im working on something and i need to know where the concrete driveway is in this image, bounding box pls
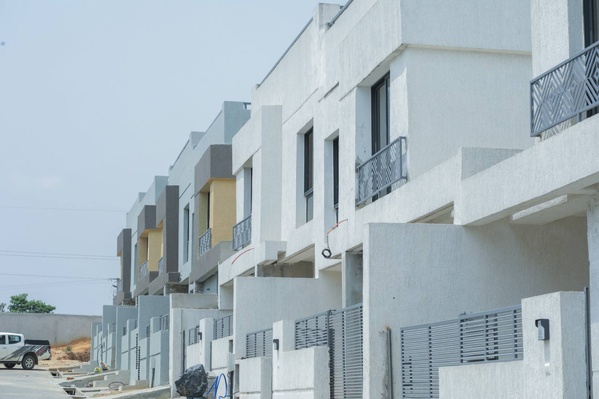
[0,367,69,398]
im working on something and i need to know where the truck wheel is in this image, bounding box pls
[4,363,16,369]
[21,355,35,370]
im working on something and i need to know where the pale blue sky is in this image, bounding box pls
[0,0,332,315]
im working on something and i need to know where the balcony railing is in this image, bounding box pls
[232,215,251,251]
[531,41,599,136]
[199,228,212,256]
[158,257,165,275]
[401,305,522,399]
[214,314,233,339]
[139,261,148,279]
[356,137,407,205]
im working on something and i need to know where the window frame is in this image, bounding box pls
[332,136,339,221]
[371,73,390,155]
[304,128,314,222]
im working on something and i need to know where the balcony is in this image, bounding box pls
[531,42,599,136]
[158,257,165,275]
[199,228,212,256]
[139,261,149,279]
[356,137,407,205]
[233,215,251,251]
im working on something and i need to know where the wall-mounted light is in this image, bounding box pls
[273,339,279,351]
[535,319,549,341]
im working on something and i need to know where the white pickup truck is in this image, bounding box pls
[0,332,51,370]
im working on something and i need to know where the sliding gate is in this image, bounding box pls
[295,304,363,399]
[401,305,523,399]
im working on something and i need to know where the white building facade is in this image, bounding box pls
[93,0,599,397]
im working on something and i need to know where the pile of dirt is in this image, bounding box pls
[40,337,91,369]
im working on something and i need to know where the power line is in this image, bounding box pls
[0,250,117,261]
[0,249,115,258]
[2,273,113,280]
[0,205,125,213]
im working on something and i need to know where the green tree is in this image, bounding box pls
[8,293,56,313]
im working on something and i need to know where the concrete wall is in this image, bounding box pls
[149,317,169,386]
[114,305,137,370]
[233,277,341,360]
[439,291,587,398]
[0,313,101,346]
[211,179,236,244]
[168,293,224,398]
[239,356,272,399]
[363,219,589,398]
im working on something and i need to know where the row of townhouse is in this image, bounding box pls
[92,0,599,397]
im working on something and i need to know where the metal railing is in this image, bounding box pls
[295,304,363,399]
[356,137,407,205]
[233,215,251,251]
[188,325,200,345]
[199,228,212,256]
[401,305,523,399]
[139,261,148,279]
[160,314,169,331]
[214,314,233,339]
[531,41,599,136]
[246,328,273,358]
[158,257,165,275]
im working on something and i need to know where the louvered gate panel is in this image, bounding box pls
[246,328,273,358]
[401,305,523,399]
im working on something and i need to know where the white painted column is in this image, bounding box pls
[531,0,583,76]
[342,252,363,307]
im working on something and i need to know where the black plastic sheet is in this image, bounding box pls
[175,364,208,398]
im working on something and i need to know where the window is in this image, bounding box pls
[585,0,599,118]
[243,167,253,218]
[304,128,314,222]
[206,192,211,230]
[8,335,21,344]
[184,206,190,263]
[372,74,390,155]
[372,74,391,200]
[333,137,339,222]
[585,0,599,47]
[0,335,5,345]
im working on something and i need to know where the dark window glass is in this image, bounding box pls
[0,335,5,345]
[304,129,314,222]
[372,74,390,154]
[206,192,211,230]
[333,137,339,216]
[8,335,21,344]
[585,0,599,46]
[184,207,190,262]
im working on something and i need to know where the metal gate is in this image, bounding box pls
[295,304,363,398]
[135,333,140,380]
[401,305,523,399]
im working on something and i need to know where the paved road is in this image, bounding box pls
[0,367,69,398]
